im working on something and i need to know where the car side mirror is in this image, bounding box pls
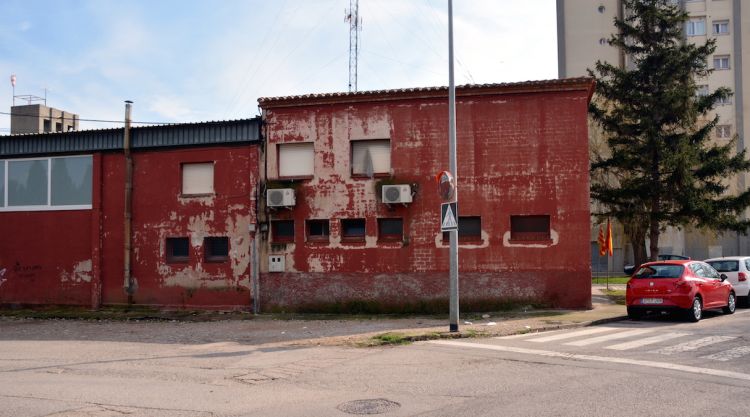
[720,274,728,281]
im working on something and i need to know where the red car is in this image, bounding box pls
[626,260,736,322]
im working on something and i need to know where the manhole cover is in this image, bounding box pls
[337,398,401,415]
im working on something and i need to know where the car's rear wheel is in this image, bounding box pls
[686,296,702,322]
[723,292,736,315]
[627,307,642,320]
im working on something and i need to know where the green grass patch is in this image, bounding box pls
[602,289,626,305]
[592,276,630,285]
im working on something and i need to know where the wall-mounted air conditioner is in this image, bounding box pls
[267,188,295,208]
[382,184,412,204]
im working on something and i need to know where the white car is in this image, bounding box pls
[705,256,750,306]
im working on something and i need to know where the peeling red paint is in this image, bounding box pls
[260,84,593,311]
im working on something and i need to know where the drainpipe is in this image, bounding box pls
[123,100,135,303]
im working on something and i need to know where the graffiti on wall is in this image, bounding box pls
[14,262,42,279]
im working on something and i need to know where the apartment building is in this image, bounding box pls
[557,0,750,270]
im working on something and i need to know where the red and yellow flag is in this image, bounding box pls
[597,224,606,256]
[606,218,613,256]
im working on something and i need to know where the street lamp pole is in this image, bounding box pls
[447,0,459,333]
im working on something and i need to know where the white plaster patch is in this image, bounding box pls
[188,212,215,247]
[0,268,7,287]
[163,267,228,289]
[502,229,560,248]
[225,213,252,282]
[179,196,214,207]
[60,260,93,283]
[434,230,490,249]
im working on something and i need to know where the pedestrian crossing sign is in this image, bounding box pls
[441,202,458,232]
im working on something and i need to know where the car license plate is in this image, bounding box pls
[641,298,663,304]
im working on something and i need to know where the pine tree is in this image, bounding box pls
[589,0,750,268]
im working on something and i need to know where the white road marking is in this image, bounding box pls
[428,340,750,382]
[528,327,617,343]
[702,346,750,362]
[605,332,690,351]
[655,336,736,355]
[565,329,654,346]
[494,330,566,340]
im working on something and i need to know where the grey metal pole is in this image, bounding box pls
[448,0,459,333]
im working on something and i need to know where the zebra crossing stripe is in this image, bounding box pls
[428,340,750,382]
[565,329,654,346]
[528,327,616,343]
[702,346,750,362]
[655,336,736,355]
[605,332,690,351]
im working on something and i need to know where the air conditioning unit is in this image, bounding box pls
[267,188,295,207]
[382,184,412,204]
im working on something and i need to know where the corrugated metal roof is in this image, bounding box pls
[1,117,261,157]
[258,77,595,107]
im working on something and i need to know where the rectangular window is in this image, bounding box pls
[687,18,706,36]
[443,216,482,242]
[306,219,330,242]
[378,218,403,241]
[714,55,730,70]
[696,85,709,97]
[51,156,93,206]
[713,20,729,35]
[43,119,51,132]
[341,218,366,241]
[204,236,229,262]
[272,220,295,243]
[166,237,190,263]
[716,125,732,139]
[55,122,62,132]
[351,139,391,176]
[2,156,92,210]
[182,162,214,196]
[510,215,551,241]
[278,142,314,178]
[717,95,732,105]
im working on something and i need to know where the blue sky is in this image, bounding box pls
[0,0,557,132]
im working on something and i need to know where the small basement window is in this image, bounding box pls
[378,218,403,241]
[306,219,330,242]
[351,139,391,177]
[510,215,551,241]
[182,162,214,196]
[341,218,366,242]
[443,216,481,242]
[278,142,314,178]
[204,236,229,262]
[166,237,190,263]
[272,220,295,243]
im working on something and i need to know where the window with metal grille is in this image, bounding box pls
[306,219,330,242]
[378,218,403,241]
[272,220,295,243]
[204,236,229,262]
[443,216,481,242]
[510,215,551,241]
[166,237,190,263]
[341,219,366,241]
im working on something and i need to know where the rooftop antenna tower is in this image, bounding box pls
[345,0,362,92]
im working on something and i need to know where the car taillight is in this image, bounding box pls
[739,272,747,282]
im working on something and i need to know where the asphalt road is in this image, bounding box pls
[1,309,749,416]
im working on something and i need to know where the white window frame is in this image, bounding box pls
[278,142,314,178]
[0,155,93,212]
[687,18,706,36]
[351,139,391,177]
[696,85,709,97]
[717,95,732,106]
[181,162,215,196]
[716,125,732,139]
[713,20,730,35]
[714,55,730,70]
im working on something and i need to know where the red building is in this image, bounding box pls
[1,78,594,312]
[0,119,262,309]
[257,78,595,312]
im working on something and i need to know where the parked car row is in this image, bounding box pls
[625,257,750,322]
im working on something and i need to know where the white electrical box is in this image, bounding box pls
[269,255,285,272]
